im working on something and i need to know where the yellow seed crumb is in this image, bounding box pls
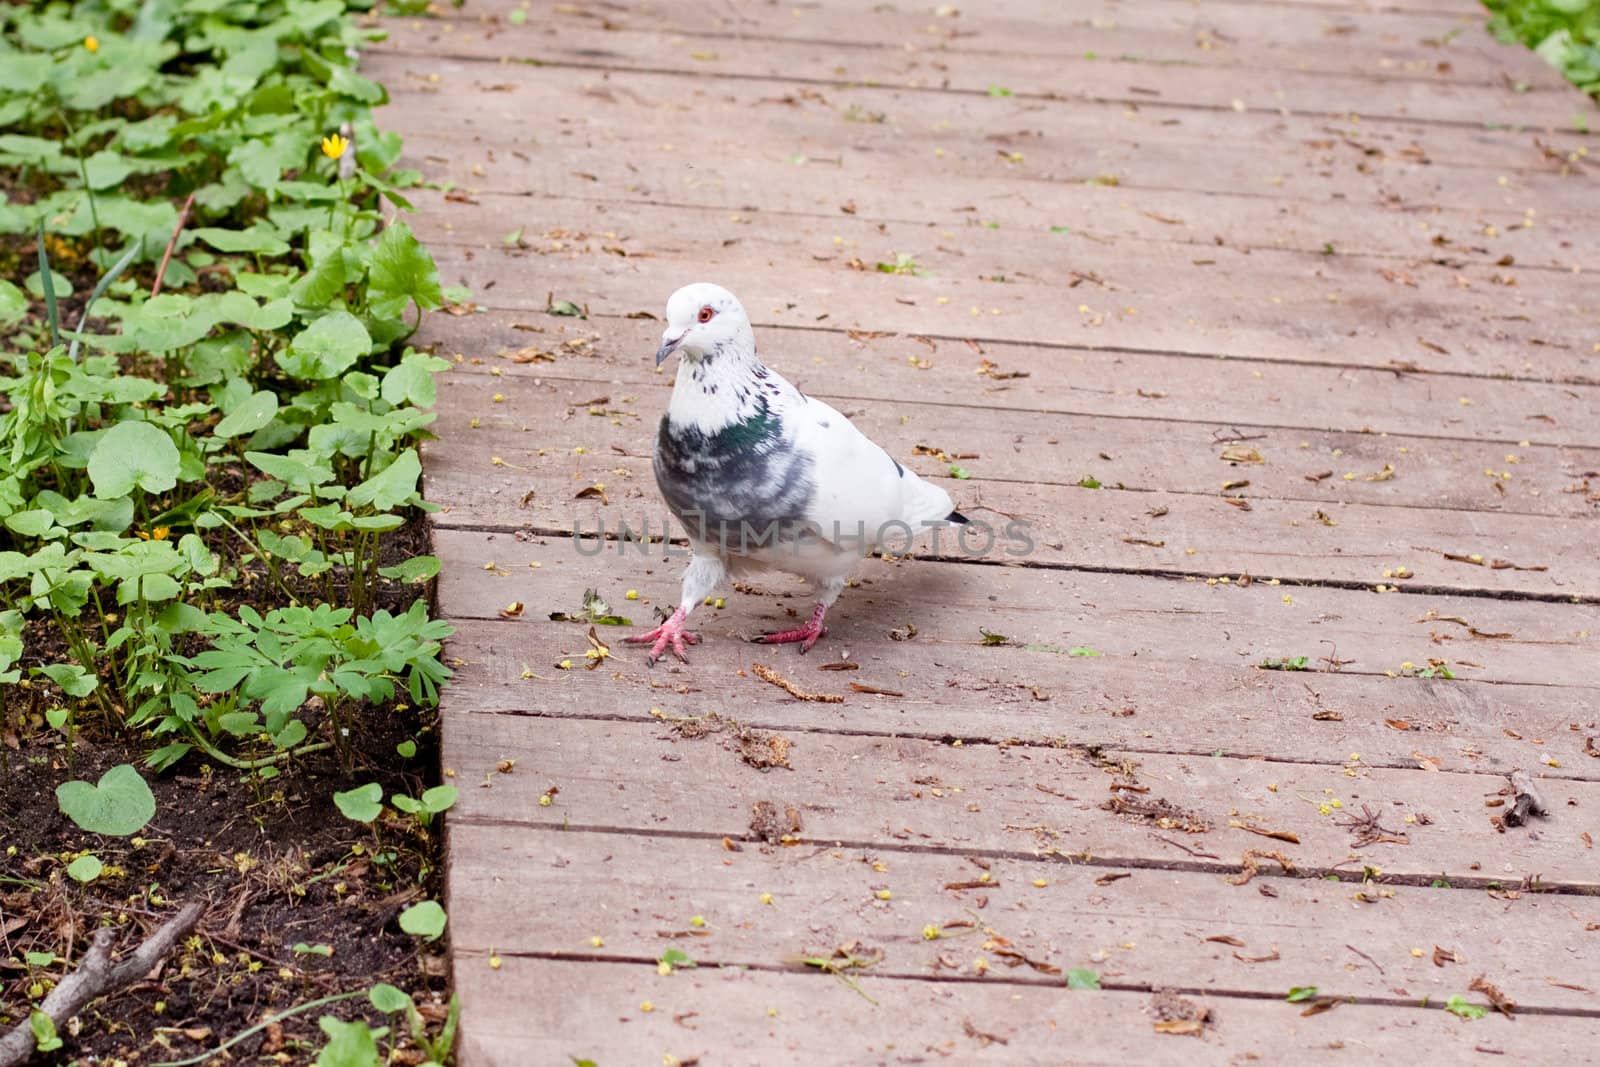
[489,955,502,969]
[923,925,940,940]
[626,589,639,600]
[590,936,604,947]
[640,1000,655,1013]
[760,893,774,905]
[1411,947,1425,958]
[875,889,892,900]
[657,960,672,975]
[690,916,706,928]
[1032,878,1048,887]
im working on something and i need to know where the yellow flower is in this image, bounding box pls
[151,526,170,541]
[84,36,99,52]
[321,133,349,160]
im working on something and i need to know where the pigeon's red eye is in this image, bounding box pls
[697,306,714,324]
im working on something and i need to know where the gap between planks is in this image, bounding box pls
[437,616,1600,781]
[446,824,1600,1013]
[450,956,1600,1066]
[423,311,1600,434]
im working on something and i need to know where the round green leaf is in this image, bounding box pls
[396,740,417,758]
[88,421,180,498]
[279,311,370,380]
[333,781,383,823]
[55,764,156,836]
[398,899,447,941]
[83,150,133,191]
[368,982,412,1014]
[420,785,458,814]
[25,268,72,301]
[67,854,103,883]
[0,279,26,325]
[213,390,279,439]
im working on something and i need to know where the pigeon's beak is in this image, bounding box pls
[655,332,684,367]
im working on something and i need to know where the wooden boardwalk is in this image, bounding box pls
[370,1,1600,1061]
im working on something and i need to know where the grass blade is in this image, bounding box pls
[68,240,142,363]
[37,220,60,349]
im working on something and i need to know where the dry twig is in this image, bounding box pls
[0,901,205,1066]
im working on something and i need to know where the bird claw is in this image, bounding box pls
[754,616,828,654]
[625,612,701,665]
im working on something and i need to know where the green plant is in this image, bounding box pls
[398,899,447,941]
[1286,985,1319,1002]
[1484,0,1600,99]
[0,0,458,783]
[1445,993,1488,1019]
[368,984,460,1066]
[1260,655,1310,671]
[55,763,156,835]
[390,784,457,827]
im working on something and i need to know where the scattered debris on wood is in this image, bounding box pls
[1336,805,1411,848]
[1103,794,1211,833]
[1150,989,1211,1036]
[1497,769,1549,830]
[652,709,794,770]
[748,800,803,844]
[1470,974,1516,1017]
[752,663,844,703]
[1226,849,1298,887]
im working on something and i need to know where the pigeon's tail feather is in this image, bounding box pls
[947,510,970,524]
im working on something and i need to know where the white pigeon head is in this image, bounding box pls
[655,282,752,367]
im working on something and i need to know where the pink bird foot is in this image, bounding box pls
[754,603,829,654]
[624,607,701,665]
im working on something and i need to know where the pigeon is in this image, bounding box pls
[624,282,966,665]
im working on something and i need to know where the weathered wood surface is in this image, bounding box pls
[442,617,1600,779]
[456,959,1600,1067]
[424,312,1600,449]
[374,7,1586,126]
[425,531,1600,771]
[408,206,1600,384]
[396,0,1568,87]
[450,828,1600,1010]
[374,0,1600,1060]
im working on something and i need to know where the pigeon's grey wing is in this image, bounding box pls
[653,405,816,548]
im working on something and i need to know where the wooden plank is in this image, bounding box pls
[441,710,1600,888]
[428,454,1600,599]
[453,957,1600,1067]
[423,312,1600,450]
[400,0,1557,88]
[371,10,1589,127]
[437,616,1600,779]
[382,114,1599,275]
[369,56,1600,221]
[415,214,1600,386]
[449,825,1600,1012]
[429,525,1600,696]
[421,312,1600,450]
[427,370,1600,523]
